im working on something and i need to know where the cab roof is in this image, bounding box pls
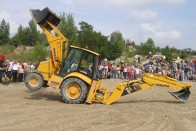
[70,46,100,56]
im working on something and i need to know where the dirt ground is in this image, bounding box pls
[0,79,196,131]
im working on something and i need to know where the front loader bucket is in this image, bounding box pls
[30,7,60,30]
[169,88,191,102]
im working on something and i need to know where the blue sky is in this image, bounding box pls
[0,0,195,50]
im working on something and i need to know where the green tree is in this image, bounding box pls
[156,46,161,53]
[12,25,30,45]
[0,19,10,45]
[77,21,110,59]
[78,21,94,48]
[27,20,39,46]
[93,31,110,59]
[140,38,156,55]
[161,45,177,64]
[108,31,125,60]
[58,13,78,46]
[126,39,136,47]
[180,51,188,59]
[9,25,25,46]
[10,20,43,46]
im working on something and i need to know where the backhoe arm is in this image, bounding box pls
[86,73,191,105]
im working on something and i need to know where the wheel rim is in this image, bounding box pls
[29,77,39,87]
[66,83,81,99]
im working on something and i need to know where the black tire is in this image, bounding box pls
[25,73,43,91]
[43,80,49,88]
[60,78,88,104]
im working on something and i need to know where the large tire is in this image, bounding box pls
[25,73,43,91]
[60,78,88,104]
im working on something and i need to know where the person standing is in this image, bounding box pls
[130,66,135,80]
[112,63,117,78]
[135,66,140,79]
[24,61,31,78]
[0,61,8,83]
[12,61,19,82]
[123,64,128,79]
[7,59,13,80]
[116,65,121,79]
[18,62,24,82]
[120,64,124,79]
[127,65,131,80]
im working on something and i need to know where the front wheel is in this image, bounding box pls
[25,73,43,91]
[60,78,88,104]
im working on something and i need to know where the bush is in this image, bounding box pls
[17,44,48,62]
[0,45,15,54]
[0,44,48,63]
[127,50,136,58]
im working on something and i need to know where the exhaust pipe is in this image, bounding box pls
[169,88,191,102]
[30,7,60,31]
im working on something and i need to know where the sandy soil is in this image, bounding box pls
[0,79,196,131]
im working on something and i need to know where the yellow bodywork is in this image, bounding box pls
[48,72,93,89]
[29,7,191,105]
[86,73,192,105]
[34,21,68,82]
[37,60,51,80]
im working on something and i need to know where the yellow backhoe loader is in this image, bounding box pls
[25,7,191,105]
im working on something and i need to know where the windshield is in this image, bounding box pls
[59,48,98,79]
[59,49,82,76]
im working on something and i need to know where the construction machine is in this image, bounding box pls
[25,7,191,105]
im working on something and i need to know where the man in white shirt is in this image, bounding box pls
[135,66,140,79]
[12,61,19,82]
[8,59,13,79]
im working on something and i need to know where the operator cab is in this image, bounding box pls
[59,46,99,79]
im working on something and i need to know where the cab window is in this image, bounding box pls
[59,49,82,76]
[79,52,94,78]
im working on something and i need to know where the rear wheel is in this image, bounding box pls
[60,78,88,104]
[25,73,43,91]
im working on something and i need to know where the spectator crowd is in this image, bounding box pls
[97,58,196,82]
[0,54,196,84]
[0,58,38,83]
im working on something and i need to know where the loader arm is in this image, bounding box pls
[86,73,191,105]
[30,7,68,76]
[39,21,68,74]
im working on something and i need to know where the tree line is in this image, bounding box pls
[0,12,195,63]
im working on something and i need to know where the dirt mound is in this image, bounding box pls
[14,46,34,54]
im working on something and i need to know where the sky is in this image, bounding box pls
[0,0,195,50]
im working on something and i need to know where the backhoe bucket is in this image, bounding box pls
[30,7,60,30]
[169,88,191,102]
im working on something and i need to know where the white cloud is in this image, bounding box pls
[141,23,162,33]
[0,11,10,20]
[0,11,18,35]
[127,10,157,22]
[155,30,182,39]
[60,0,104,9]
[59,0,185,9]
[105,0,185,8]
[139,22,182,47]
[0,0,191,49]
[141,22,182,39]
